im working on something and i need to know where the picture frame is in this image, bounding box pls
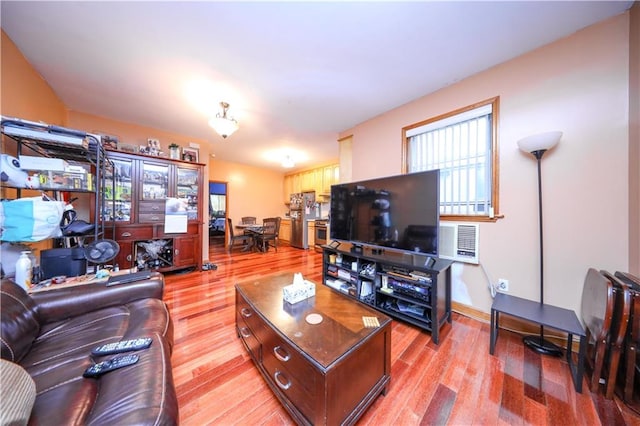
[119,143,138,154]
[182,147,199,163]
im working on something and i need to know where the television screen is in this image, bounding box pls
[329,170,440,255]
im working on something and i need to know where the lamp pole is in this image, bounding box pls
[522,149,562,356]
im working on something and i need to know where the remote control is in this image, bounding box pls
[83,354,139,378]
[91,338,152,356]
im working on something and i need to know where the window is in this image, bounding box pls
[403,97,499,221]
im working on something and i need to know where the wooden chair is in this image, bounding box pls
[614,271,640,412]
[600,270,631,399]
[254,217,281,252]
[581,268,615,396]
[241,216,257,225]
[227,218,252,252]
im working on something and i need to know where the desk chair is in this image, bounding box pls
[614,271,640,412]
[227,218,252,252]
[254,217,281,252]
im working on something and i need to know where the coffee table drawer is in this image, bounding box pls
[262,338,318,421]
[236,293,266,339]
[236,317,261,362]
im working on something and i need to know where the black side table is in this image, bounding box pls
[490,292,587,393]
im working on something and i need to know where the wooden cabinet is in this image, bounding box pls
[306,221,315,247]
[279,219,291,242]
[322,243,452,344]
[322,164,340,194]
[236,273,391,425]
[300,170,315,192]
[105,150,204,272]
[283,163,339,203]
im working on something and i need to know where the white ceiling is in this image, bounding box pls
[1,1,633,171]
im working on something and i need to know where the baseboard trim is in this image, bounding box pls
[451,301,582,353]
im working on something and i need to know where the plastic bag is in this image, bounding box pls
[0,197,64,242]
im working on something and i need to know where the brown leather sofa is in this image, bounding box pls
[0,273,178,425]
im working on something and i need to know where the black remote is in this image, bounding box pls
[83,354,139,378]
[91,338,152,356]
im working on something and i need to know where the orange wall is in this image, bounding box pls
[341,14,634,316]
[1,30,66,124]
[208,159,287,228]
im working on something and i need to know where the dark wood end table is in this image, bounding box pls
[489,292,586,393]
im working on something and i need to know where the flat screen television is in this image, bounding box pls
[329,170,440,256]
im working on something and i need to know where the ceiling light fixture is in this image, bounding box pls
[208,102,239,139]
[282,155,295,168]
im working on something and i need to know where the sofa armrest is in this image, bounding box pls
[30,272,164,324]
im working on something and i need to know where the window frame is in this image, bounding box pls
[402,96,501,222]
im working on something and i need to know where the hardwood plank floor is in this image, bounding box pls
[164,242,640,425]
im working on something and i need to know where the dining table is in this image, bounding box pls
[235,223,265,251]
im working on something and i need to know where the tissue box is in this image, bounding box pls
[283,280,316,304]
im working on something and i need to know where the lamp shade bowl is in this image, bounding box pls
[208,116,239,139]
[517,131,562,154]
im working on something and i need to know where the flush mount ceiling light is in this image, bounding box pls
[282,155,295,168]
[208,102,239,139]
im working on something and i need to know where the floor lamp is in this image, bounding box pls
[517,131,563,356]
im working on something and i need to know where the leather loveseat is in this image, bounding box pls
[0,273,178,425]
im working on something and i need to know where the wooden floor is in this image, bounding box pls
[164,242,640,425]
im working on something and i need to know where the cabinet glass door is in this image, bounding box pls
[176,166,199,220]
[141,162,169,201]
[104,158,133,222]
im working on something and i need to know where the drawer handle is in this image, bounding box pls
[126,254,132,261]
[151,215,160,221]
[239,327,251,338]
[241,308,252,318]
[152,205,160,211]
[121,232,132,237]
[274,345,290,362]
[274,370,291,390]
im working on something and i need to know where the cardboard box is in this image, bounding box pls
[19,155,68,171]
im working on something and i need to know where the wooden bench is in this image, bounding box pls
[490,292,586,392]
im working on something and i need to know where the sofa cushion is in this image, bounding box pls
[1,281,40,362]
[20,298,175,425]
[0,359,36,425]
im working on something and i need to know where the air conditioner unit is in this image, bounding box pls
[438,223,479,264]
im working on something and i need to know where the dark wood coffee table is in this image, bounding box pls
[236,273,392,425]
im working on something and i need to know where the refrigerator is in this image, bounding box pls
[289,191,317,249]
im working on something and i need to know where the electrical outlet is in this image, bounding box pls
[497,279,509,292]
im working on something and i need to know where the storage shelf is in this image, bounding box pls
[322,242,452,344]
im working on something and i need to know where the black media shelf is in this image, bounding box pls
[322,243,452,344]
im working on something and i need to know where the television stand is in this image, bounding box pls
[322,242,452,344]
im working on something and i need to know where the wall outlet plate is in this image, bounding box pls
[498,279,509,292]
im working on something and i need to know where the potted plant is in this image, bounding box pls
[168,143,180,160]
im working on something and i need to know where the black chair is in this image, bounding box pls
[227,218,252,252]
[254,217,281,252]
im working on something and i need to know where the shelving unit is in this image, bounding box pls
[1,116,113,245]
[103,149,204,272]
[322,242,452,344]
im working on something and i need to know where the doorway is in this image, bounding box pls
[209,181,227,247]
